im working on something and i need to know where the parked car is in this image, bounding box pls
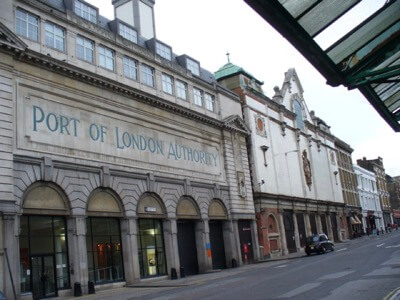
[305,234,334,256]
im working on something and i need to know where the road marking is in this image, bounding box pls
[275,264,287,268]
[336,248,347,252]
[377,243,385,247]
[385,244,400,249]
[277,282,321,298]
[319,270,354,280]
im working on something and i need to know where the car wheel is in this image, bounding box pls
[320,246,326,254]
[331,245,334,252]
[306,252,311,256]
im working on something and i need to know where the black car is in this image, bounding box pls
[305,234,334,255]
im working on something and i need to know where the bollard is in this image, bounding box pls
[88,281,95,294]
[73,282,82,297]
[231,258,237,268]
[170,268,178,280]
[180,266,185,278]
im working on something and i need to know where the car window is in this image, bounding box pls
[307,236,319,243]
[319,235,327,241]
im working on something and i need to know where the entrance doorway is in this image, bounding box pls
[309,213,318,235]
[283,211,296,253]
[238,220,254,263]
[31,255,56,299]
[209,220,226,269]
[321,214,328,235]
[177,220,199,275]
[296,213,307,247]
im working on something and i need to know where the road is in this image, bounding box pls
[140,231,400,300]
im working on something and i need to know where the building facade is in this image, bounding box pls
[357,157,392,226]
[0,1,259,299]
[215,64,346,258]
[334,138,362,239]
[353,164,383,234]
[386,175,400,225]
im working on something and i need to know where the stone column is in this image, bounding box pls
[67,216,89,294]
[232,220,243,266]
[304,212,312,236]
[222,220,237,268]
[278,211,288,255]
[326,213,334,241]
[292,212,301,252]
[250,219,261,261]
[336,214,343,242]
[316,213,323,234]
[195,219,211,273]
[2,214,19,300]
[120,217,140,284]
[163,218,180,278]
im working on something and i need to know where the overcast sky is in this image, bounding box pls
[87,0,400,176]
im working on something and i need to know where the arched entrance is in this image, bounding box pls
[176,197,200,275]
[86,189,124,284]
[136,193,167,278]
[267,214,280,252]
[19,183,70,300]
[208,200,228,270]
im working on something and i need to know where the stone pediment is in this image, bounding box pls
[0,21,27,52]
[223,115,251,136]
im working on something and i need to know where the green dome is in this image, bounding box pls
[214,62,263,85]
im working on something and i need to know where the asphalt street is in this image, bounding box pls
[64,231,400,300]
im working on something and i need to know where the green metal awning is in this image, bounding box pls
[244,0,400,132]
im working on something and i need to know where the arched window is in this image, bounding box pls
[293,100,304,130]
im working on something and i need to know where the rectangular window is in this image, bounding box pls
[123,56,137,80]
[205,93,215,111]
[162,74,173,95]
[76,35,94,63]
[176,80,187,100]
[119,22,137,44]
[75,0,97,23]
[186,58,200,76]
[193,87,203,107]
[141,64,154,87]
[16,8,39,41]
[98,45,115,71]
[45,22,65,51]
[156,42,172,61]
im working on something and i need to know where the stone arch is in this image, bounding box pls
[208,199,228,220]
[176,196,200,219]
[22,181,70,215]
[86,188,124,217]
[137,192,166,218]
[267,213,279,233]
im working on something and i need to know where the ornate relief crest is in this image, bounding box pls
[254,114,267,137]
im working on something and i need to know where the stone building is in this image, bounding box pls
[386,175,400,225]
[357,157,392,226]
[353,164,383,235]
[334,138,362,239]
[0,0,259,298]
[215,63,346,258]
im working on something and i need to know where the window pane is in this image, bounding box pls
[30,236,54,254]
[30,216,53,236]
[55,253,69,289]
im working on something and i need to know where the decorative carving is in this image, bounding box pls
[307,134,312,147]
[316,140,321,152]
[280,121,287,136]
[272,86,283,104]
[302,150,312,191]
[237,171,247,198]
[295,128,301,142]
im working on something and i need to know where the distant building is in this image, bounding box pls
[386,175,400,225]
[353,165,383,234]
[357,157,392,226]
[334,138,362,239]
[0,0,258,298]
[215,64,346,258]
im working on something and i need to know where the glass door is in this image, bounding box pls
[31,255,57,299]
